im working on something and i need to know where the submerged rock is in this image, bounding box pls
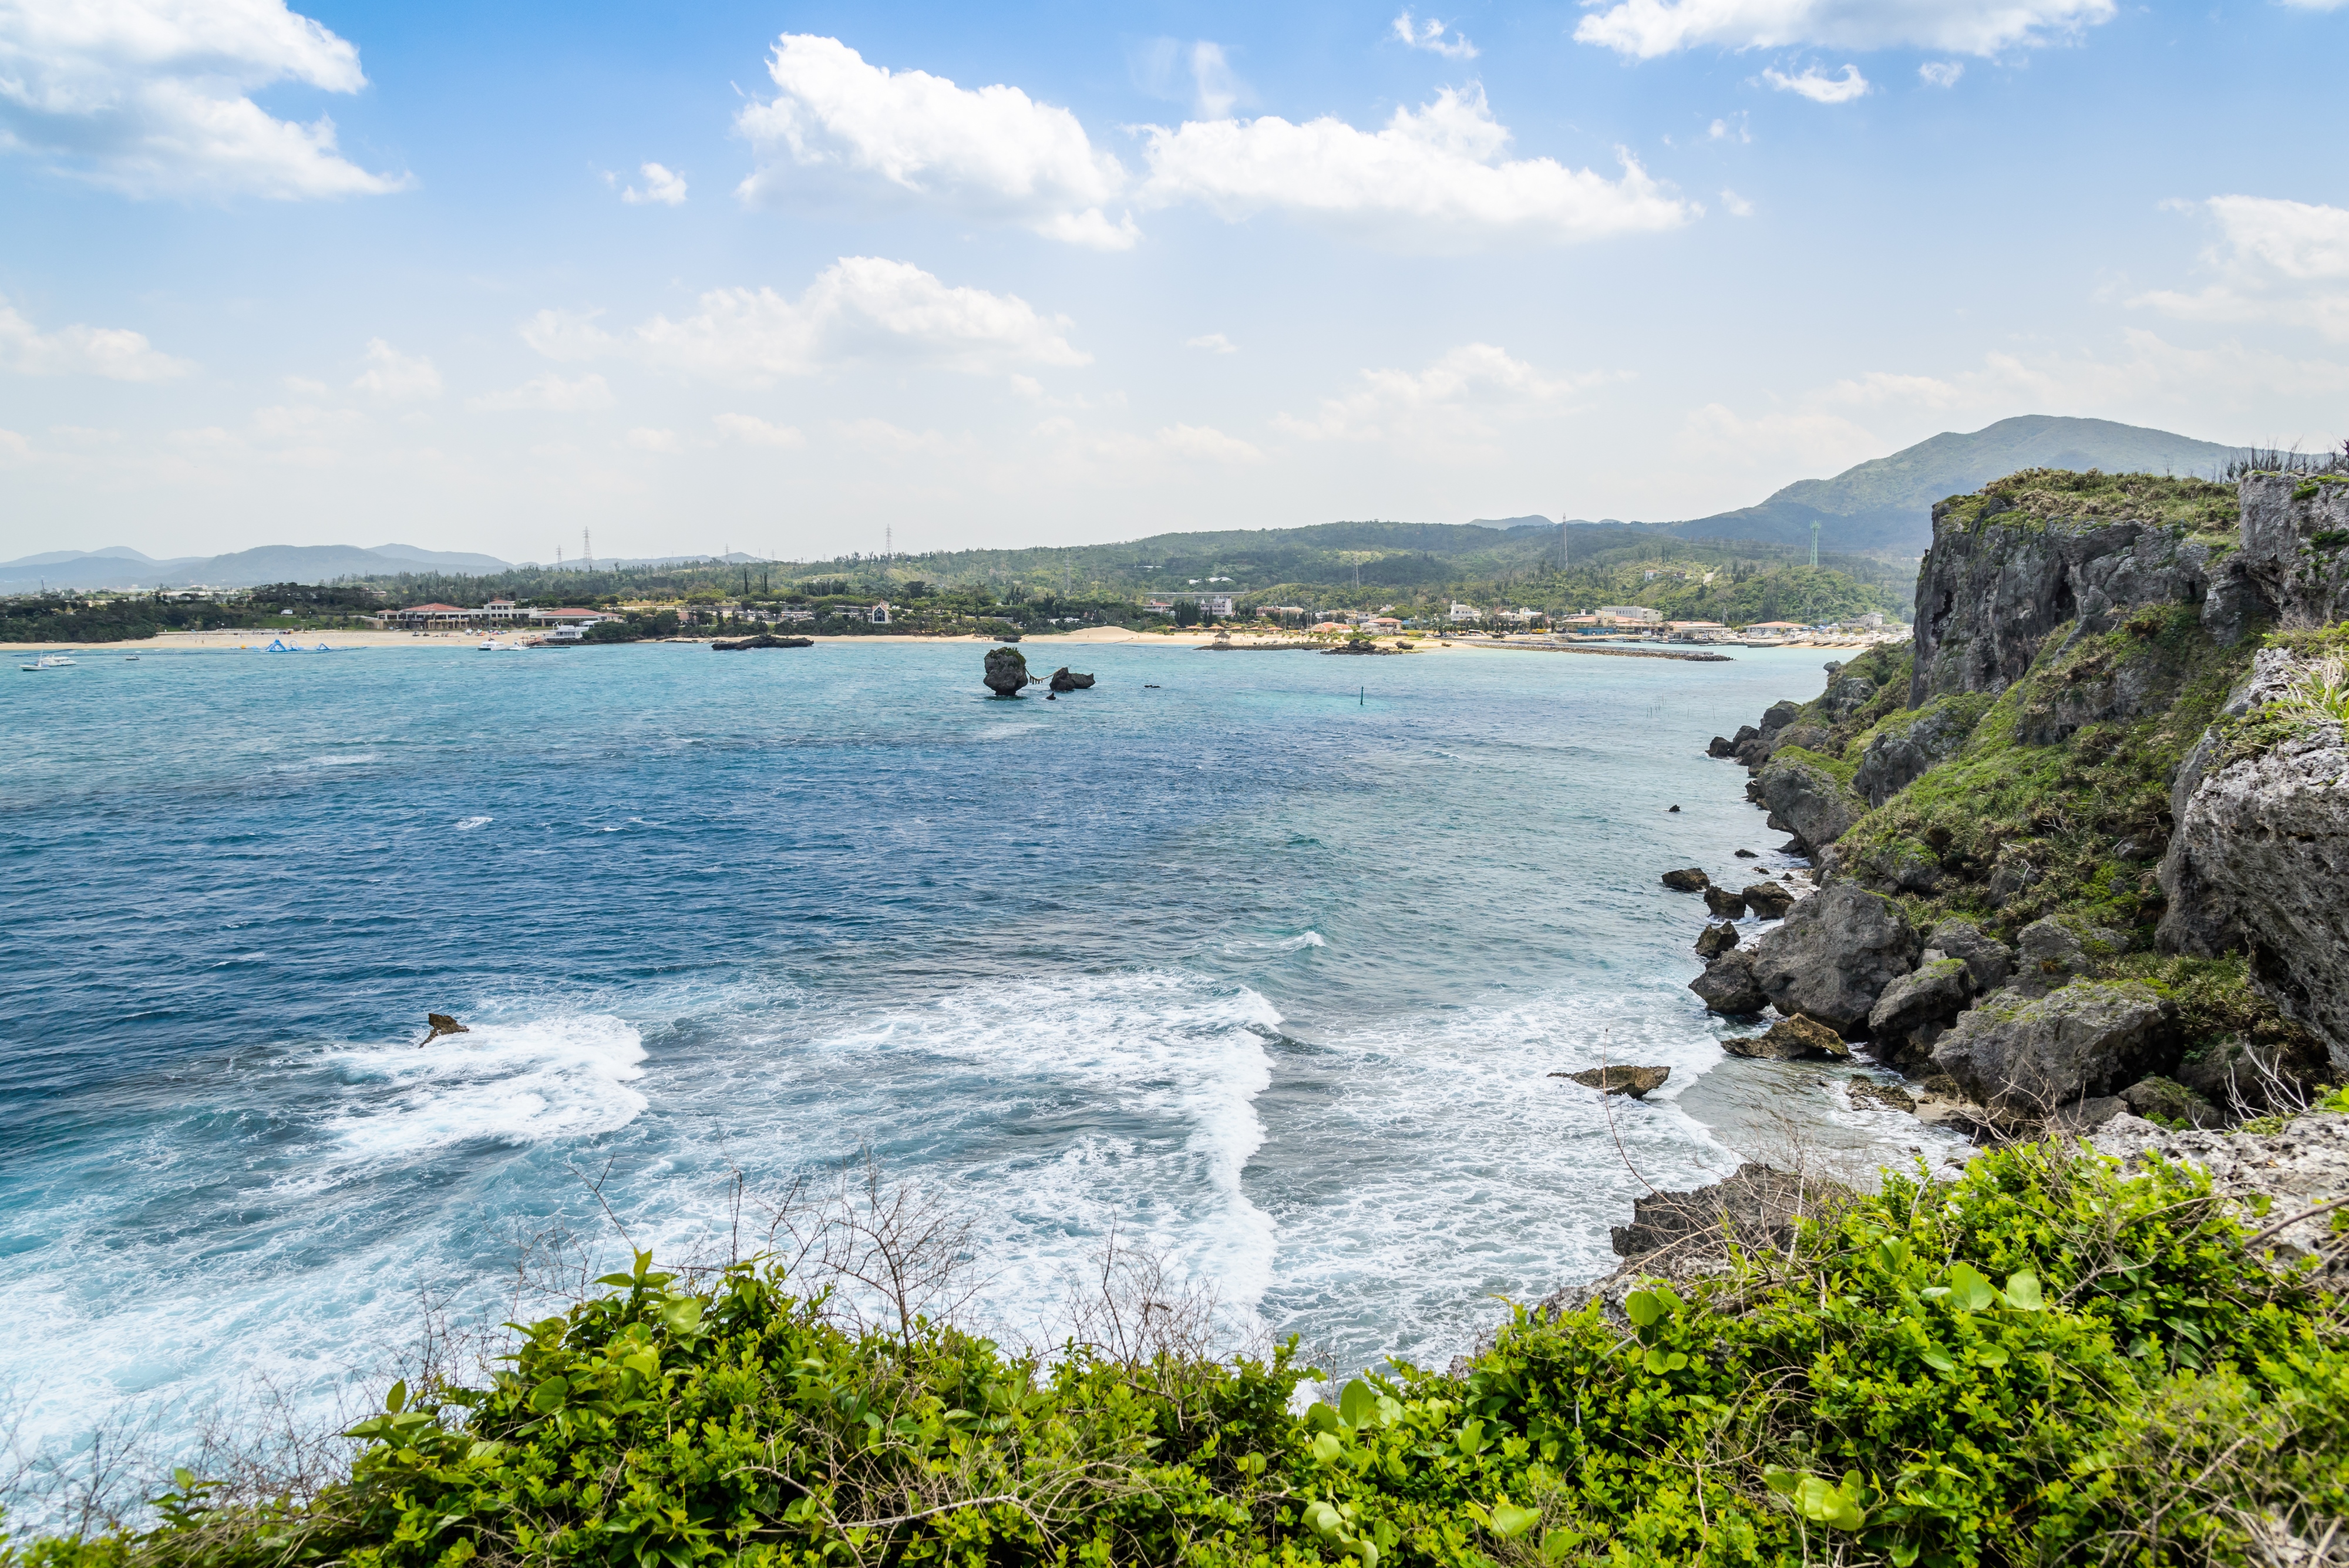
[1554,1064,1671,1097]
[1749,883,1919,1037]
[1930,980,2179,1115]
[983,646,1029,697]
[1695,920,1741,960]
[1690,948,1768,1016]
[1722,1013,1849,1061]
[1661,867,1711,892]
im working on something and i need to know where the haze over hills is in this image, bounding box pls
[0,543,773,591]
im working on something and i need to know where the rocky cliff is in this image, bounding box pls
[1698,464,2347,1122]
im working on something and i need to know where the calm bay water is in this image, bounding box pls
[0,638,1945,1486]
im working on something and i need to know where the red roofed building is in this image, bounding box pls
[382,603,475,628]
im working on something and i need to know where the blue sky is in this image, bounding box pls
[3,0,2347,563]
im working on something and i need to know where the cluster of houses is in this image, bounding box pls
[369,598,895,634]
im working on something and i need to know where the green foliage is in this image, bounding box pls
[1944,470,2239,537]
[2109,952,2325,1065]
[0,595,273,644]
[21,1147,2347,1568]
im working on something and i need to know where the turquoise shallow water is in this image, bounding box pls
[0,638,1937,1486]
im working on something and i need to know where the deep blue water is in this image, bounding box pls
[0,638,1934,1484]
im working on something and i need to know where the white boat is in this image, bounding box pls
[478,638,521,651]
[19,653,75,671]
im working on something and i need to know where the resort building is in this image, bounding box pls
[1595,605,1660,624]
[380,603,475,629]
[1447,601,1479,623]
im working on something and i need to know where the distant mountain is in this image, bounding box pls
[368,543,516,572]
[0,542,514,591]
[1657,416,2244,553]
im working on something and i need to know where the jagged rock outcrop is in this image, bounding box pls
[982,646,1029,696]
[1661,867,1711,892]
[1756,753,1862,851]
[1722,1014,1849,1060]
[1048,667,1096,692]
[1556,1064,1671,1097]
[1910,498,2221,707]
[1741,881,1794,919]
[1923,920,2014,994]
[1695,921,1740,960]
[1732,701,1804,767]
[1690,948,1768,1015]
[2092,1108,2349,1277]
[2118,1075,2225,1129]
[2237,472,2349,627]
[1865,958,1974,1071]
[2011,917,2118,998]
[1607,1163,1809,1263]
[1852,698,1981,807]
[1929,980,2178,1115]
[1749,883,1919,1036]
[1703,886,1747,919]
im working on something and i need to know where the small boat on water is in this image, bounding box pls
[478,637,521,652]
[20,653,76,671]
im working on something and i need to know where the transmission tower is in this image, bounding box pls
[582,528,594,573]
[1808,520,1819,568]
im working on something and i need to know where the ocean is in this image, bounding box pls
[0,638,1953,1499]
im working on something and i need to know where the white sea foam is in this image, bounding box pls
[453,815,492,831]
[321,1013,648,1158]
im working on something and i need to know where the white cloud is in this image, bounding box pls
[1138,86,1697,250]
[1277,342,1611,459]
[713,413,805,447]
[1186,332,1239,354]
[1187,42,1244,118]
[1573,0,2114,58]
[2133,195,2349,342]
[468,372,615,412]
[0,299,191,379]
[1707,113,1751,142]
[0,0,407,198]
[1392,10,1479,59]
[1721,189,1755,216]
[1762,64,1870,103]
[620,161,686,206]
[1919,60,1964,86]
[351,338,440,402]
[624,426,682,453]
[554,256,1087,388]
[733,34,1135,250]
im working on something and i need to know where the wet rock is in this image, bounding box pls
[2118,1075,2225,1130]
[1690,948,1768,1016]
[1661,867,1711,892]
[1853,698,1981,807]
[1722,1014,1850,1061]
[1756,753,1862,852]
[1703,886,1748,918]
[983,646,1029,697]
[1707,735,1736,758]
[1749,883,1920,1037]
[1923,921,2014,994]
[1929,980,2179,1115]
[1735,847,1760,859]
[1695,921,1741,960]
[1741,881,1794,919]
[1867,958,1975,1064]
[1848,1079,1917,1113]
[1668,803,1681,812]
[416,1012,469,1047]
[1047,666,1096,692]
[1554,1064,1671,1097]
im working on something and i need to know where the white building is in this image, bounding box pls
[1596,605,1661,624]
[1448,601,1479,623]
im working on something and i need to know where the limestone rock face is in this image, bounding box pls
[1695,921,1741,960]
[1557,1064,1671,1097]
[1853,699,1980,807]
[1749,883,1919,1036]
[1756,754,1862,852]
[1910,504,2214,706]
[1866,957,1974,1066]
[2118,1075,2225,1129]
[1922,921,2014,994]
[1722,1014,1849,1060]
[2011,918,2115,998]
[2237,472,2349,627]
[2091,1108,2349,1277]
[983,646,1029,696]
[1690,948,1768,1015]
[2158,651,2349,1074]
[1929,980,2179,1113]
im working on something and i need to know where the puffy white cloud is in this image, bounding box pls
[1277,343,1610,460]
[1721,189,1755,217]
[1138,86,1697,250]
[1186,332,1238,354]
[467,372,615,413]
[1762,64,1869,103]
[713,413,805,447]
[553,256,1087,388]
[1707,113,1751,142]
[733,35,1135,250]
[1392,9,1479,58]
[619,161,686,206]
[351,338,440,402]
[1919,60,1964,86]
[0,298,191,379]
[2132,195,2349,341]
[0,0,406,198]
[1573,0,2114,59]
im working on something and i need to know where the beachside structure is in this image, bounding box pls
[1741,620,1808,637]
[1447,601,1479,623]
[379,602,475,629]
[1596,605,1660,624]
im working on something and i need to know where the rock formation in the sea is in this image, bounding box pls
[1721,1013,1849,1060]
[1690,948,1767,1016]
[1048,667,1097,692]
[1554,1064,1671,1097]
[1660,867,1710,892]
[416,1012,469,1047]
[1702,886,1747,918]
[712,634,814,650]
[1740,881,1794,919]
[1695,920,1740,960]
[1748,884,1918,1037]
[983,646,1029,697]
[1707,735,1735,758]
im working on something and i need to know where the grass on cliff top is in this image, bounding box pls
[1938,469,2240,538]
[9,1141,2347,1568]
[1835,603,2247,942]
